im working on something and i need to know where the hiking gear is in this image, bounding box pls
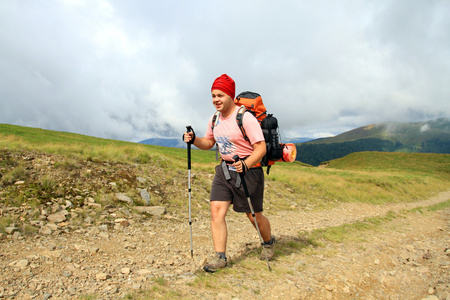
[211,74,236,100]
[186,125,194,258]
[233,155,271,271]
[212,91,297,173]
[261,236,276,261]
[235,91,267,122]
[216,252,226,260]
[203,253,228,273]
[282,143,297,162]
[182,128,196,145]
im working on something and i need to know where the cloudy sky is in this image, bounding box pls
[1,0,449,142]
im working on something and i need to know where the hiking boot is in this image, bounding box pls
[260,236,276,261]
[203,253,227,273]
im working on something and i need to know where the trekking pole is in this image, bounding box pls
[233,155,271,271]
[186,125,194,258]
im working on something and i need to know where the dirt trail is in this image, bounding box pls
[1,191,449,299]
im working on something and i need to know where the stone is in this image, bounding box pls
[96,272,111,281]
[114,218,130,227]
[47,212,67,223]
[115,193,133,204]
[140,189,150,205]
[10,259,29,269]
[5,227,19,235]
[88,202,102,208]
[133,206,166,216]
[39,226,52,235]
[136,269,152,276]
[46,223,58,231]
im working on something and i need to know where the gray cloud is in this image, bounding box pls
[1,0,449,142]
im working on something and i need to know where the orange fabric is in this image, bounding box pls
[234,94,267,122]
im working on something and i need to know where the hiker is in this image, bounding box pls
[183,74,276,272]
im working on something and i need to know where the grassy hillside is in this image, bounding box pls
[1,124,449,222]
[308,118,450,145]
[296,118,450,166]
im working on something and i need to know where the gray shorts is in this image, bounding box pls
[210,163,264,213]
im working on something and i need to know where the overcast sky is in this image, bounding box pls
[1,0,449,142]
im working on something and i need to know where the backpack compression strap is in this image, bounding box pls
[236,106,249,142]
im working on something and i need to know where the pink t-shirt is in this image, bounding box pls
[205,105,264,162]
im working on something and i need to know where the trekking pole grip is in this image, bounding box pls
[233,155,247,184]
[186,126,192,169]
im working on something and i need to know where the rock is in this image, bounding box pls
[65,200,74,209]
[47,212,67,223]
[96,272,111,281]
[140,189,150,205]
[133,206,166,216]
[115,193,133,204]
[9,259,29,269]
[121,268,131,274]
[136,269,152,276]
[88,227,100,235]
[5,227,19,235]
[46,223,58,231]
[114,218,130,227]
[88,202,102,208]
[39,226,52,235]
[62,270,73,277]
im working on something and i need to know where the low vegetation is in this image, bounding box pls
[1,124,449,299]
[1,123,449,214]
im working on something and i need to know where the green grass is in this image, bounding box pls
[306,200,450,245]
[2,124,449,298]
[1,123,449,212]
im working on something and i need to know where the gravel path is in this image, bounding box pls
[1,191,449,299]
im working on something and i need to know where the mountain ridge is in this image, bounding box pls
[296,118,450,166]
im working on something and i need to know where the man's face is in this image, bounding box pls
[211,89,233,112]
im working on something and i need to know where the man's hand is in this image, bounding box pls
[183,131,195,144]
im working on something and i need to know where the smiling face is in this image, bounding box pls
[212,89,235,117]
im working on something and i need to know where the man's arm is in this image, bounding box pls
[234,140,266,172]
[184,132,216,150]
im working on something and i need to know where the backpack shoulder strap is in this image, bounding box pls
[236,105,249,142]
[211,111,220,131]
[211,111,221,161]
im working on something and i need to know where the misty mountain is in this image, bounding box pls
[139,138,185,148]
[296,118,450,166]
[139,136,313,148]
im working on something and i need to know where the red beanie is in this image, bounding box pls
[211,74,235,99]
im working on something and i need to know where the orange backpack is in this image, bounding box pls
[212,91,296,174]
[234,91,267,122]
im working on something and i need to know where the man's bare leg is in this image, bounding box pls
[210,200,231,252]
[246,212,272,242]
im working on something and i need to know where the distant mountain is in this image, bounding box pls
[139,136,313,148]
[296,118,450,166]
[139,138,185,148]
[283,137,313,144]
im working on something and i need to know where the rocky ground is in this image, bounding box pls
[0,150,449,299]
